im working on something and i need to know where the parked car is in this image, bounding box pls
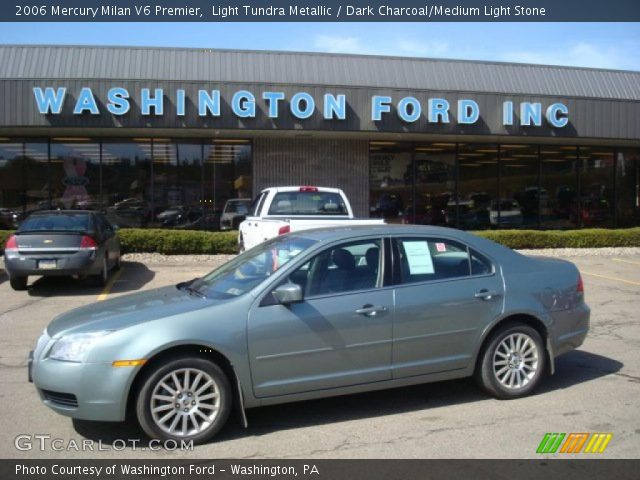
[29,225,589,444]
[220,198,251,231]
[238,186,385,251]
[489,199,524,228]
[4,210,121,290]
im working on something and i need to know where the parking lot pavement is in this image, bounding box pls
[0,253,638,459]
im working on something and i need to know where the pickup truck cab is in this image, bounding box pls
[238,186,385,251]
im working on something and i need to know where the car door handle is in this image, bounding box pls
[474,289,501,301]
[355,304,388,316]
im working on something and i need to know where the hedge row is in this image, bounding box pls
[117,229,238,255]
[474,228,640,249]
[1,228,639,254]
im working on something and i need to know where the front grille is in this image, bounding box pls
[41,389,78,408]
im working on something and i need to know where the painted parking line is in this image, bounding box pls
[612,258,640,267]
[97,267,125,301]
[581,270,640,287]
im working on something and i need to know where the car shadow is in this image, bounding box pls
[71,349,622,447]
[0,268,7,286]
[26,261,155,297]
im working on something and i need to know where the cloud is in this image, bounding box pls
[500,42,637,70]
[396,39,449,57]
[313,35,365,54]
[312,34,450,58]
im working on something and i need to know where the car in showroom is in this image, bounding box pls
[29,225,589,444]
[220,198,251,231]
[4,210,121,290]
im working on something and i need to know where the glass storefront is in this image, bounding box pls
[369,142,412,223]
[0,138,252,231]
[369,142,640,230]
[617,149,640,227]
[0,140,49,229]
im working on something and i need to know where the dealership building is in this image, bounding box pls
[0,44,639,230]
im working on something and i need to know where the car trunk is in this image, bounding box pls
[15,232,90,255]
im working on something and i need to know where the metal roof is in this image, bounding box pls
[1,44,639,100]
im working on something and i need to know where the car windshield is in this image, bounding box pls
[225,201,250,214]
[190,235,317,300]
[18,213,91,233]
[267,191,348,215]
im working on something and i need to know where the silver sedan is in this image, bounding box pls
[29,225,589,443]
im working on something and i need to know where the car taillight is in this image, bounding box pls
[577,273,584,293]
[4,234,18,252]
[278,225,290,235]
[299,186,319,192]
[79,235,97,250]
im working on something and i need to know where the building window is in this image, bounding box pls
[204,140,252,231]
[102,140,153,228]
[50,140,100,210]
[500,144,539,228]
[0,140,49,228]
[457,143,498,230]
[412,143,456,227]
[617,149,640,227]
[369,142,412,223]
[540,146,578,229]
[580,147,615,228]
[153,141,203,229]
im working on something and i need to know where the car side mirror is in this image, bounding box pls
[272,283,303,305]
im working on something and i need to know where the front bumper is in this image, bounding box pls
[30,334,137,422]
[4,250,101,277]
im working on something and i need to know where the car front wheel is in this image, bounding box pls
[476,322,545,399]
[136,357,232,444]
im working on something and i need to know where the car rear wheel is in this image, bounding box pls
[93,257,109,287]
[114,253,122,271]
[136,357,232,444]
[9,275,28,291]
[476,322,545,399]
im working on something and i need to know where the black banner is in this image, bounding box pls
[3,460,640,480]
[3,0,640,22]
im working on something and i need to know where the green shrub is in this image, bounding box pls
[0,230,13,249]
[117,229,238,255]
[1,228,639,255]
[474,228,640,249]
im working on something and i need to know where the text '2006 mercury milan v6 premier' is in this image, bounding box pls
[29,225,589,443]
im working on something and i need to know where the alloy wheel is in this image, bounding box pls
[149,368,221,437]
[492,332,539,390]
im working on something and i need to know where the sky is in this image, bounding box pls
[1,22,639,71]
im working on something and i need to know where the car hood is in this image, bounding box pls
[46,285,213,337]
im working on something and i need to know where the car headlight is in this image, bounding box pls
[48,331,112,362]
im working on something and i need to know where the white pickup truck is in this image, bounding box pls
[238,186,385,251]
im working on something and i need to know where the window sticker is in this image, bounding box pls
[435,242,447,252]
[403,241,435,275]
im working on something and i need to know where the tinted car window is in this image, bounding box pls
[18,213,91,233]
[268,191,348,215]
[289,239,382,297]
[470,249,493,276]
[396,237,471,284]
